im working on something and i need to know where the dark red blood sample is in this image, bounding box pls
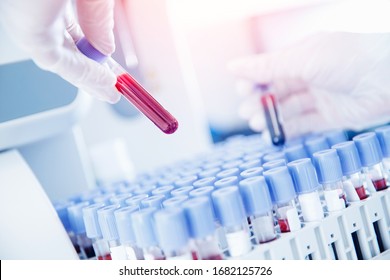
[115,73,178,134]
[154,256,166,260]
[202,254,223,260]
[97,254,112,260]
[84,246,96,258]
[278,219,290,233]
[372,178,388,191]
[191,251,198,260]
[355,185,368,200]
[260,93,285,146]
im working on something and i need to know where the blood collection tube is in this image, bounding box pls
[312,149,347,211]
[82,203,112,260]
[287,159,324,222]
[263,167,301,233]
[257,85,285,146]
[183,197,224,260]
[76,37,178,134]
[67,201,95,259]
[239,176,277,243]
[55,202,80,255]
[212,186,252,257]
[332,141,368,201]
[114,206,144,260]
[153,207,197,260]
[97,205,127,260]
[131,208,166,260]
[375,126,390,180]
[353,132,388,191]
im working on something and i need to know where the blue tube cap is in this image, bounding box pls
[133,185,157,196]
[287,158,319,194]
[312,149,343,184]
[82,203,105,239]
[240,167,264,179]
[174,175,198,188]
[304,135,329,156]
[171,186,194,197]
[239,159,261,171]
[332,141,362,175]
[97,205,120,241]
[262,151,285,163]
[222,160,244,170]
[67,201,89,235]
[239,176,273,216]
[353,132,383,167]
[125,194,148,207]
[211,186,246,227]
[141,195,165,209]
[152,185,174,198]
[216,168,240,179]
[214,176,239,188]
[324,129,348,146]
[375,126,390,158]
[263,166,296,204]
[153,208,190,252]
[114,205,139,244]
[262,159,286,171]
[131,208,158,248]
[198,167,221,179]
[76,37,107,63]
[183,197,216,239]
[193,177,217,188]
[162,196,188,208]
[284,144,309,162]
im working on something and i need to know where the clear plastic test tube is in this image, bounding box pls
[153,207,197,260]
[114,206,144,260]
[131,208,166,260]
[183,197,224,260]
[239,176,277,243]
[263,167,301,233]
[257,85,285,146]
[212,186,252,257]
[97,205,127,260]
[332,141,368,201]
[82,203,111,260]
[353,132,388,192]
[287,158,324,222]
[76,37,178,134]
[313,149,347,212]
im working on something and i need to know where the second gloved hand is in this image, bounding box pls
[228,32,390,139]
[0,0,120,103]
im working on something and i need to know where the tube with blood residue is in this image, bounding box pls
[257,85,285,146]
[76,38,178,134]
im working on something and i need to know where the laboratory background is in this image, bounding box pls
[1,0,390,260]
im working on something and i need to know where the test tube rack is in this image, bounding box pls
[236,188,390,260]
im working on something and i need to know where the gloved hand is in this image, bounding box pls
[228,32,390,139]
[0,0,120,103]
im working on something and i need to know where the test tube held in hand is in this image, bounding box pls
[76,38,178,134]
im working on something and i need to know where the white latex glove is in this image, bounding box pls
[228,32,390,139]
[0,0,120,103]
